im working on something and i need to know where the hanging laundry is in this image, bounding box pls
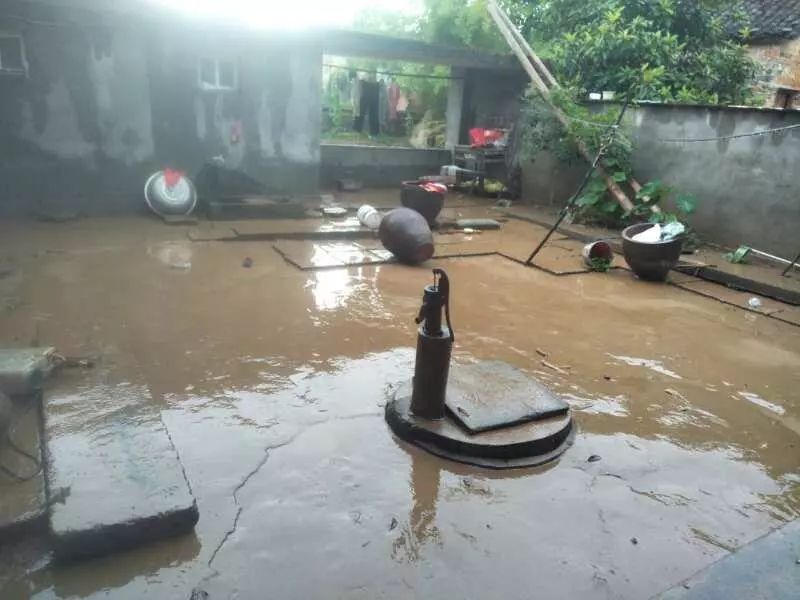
[388,79,401,121]
[350,74,361,116]
[353,80,380,136]
[378,80,389,131]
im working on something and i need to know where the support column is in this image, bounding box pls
[445,68,465,150]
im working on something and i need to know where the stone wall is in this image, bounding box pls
[320,144,450,188]
[750,39,800,102]
[521,103,800,258]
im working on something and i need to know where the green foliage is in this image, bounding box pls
[588,256,613,272]
[355,0,757,106]
[520,87,634,168]
[529,0,756,104]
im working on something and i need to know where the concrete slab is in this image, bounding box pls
[272,240,393,270]
[272,236,498,271]
[656,519,800,600]
[445,361,568,434]
[0,394,47,542]
[44,376,198,561]
[675,279,800,326]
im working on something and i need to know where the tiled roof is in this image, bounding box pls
[740,0,800,41]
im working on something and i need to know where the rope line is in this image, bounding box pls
[658,122,800,143]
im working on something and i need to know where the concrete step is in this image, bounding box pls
[207,197,307,220]
[0,393,47,542]
[656,519,800,600]
[44,375,198,561]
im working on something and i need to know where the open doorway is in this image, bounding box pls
[321,55,453,148]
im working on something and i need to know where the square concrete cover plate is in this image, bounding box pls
[445,361,569,434]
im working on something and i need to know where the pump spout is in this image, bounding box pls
[410,269,454,420]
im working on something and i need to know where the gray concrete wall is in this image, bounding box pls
[0,2,322,216]
[521,103,800,257]
[320,144,450,188]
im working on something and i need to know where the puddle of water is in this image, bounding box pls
[0,218,798,599]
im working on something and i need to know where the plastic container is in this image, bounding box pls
[581,241,614,267]
[357,205,382,230]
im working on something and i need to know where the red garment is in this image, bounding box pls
[469,128,505,148]
[387,82,401,120]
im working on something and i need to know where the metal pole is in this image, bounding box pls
[782,248,800,276]
[526,99,631,265]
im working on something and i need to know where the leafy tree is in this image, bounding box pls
[355,0,756,105]
[532,0,756,104]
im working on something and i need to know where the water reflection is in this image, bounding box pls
[308,269,353,311]
[392,450,442,562]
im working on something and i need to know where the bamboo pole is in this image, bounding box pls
[490,2,558,89]
[487,2,635,212]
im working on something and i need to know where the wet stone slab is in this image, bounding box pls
[446,361,569,434]
[657,519,800,600]
[44,378,198,561]
[0,394,47,541]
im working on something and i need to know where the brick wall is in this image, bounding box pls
[749,39,800,104]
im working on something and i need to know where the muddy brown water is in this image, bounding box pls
[0,215,798,599]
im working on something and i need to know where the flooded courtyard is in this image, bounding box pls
[0,208,798,599]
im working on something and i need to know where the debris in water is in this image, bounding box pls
[362,541,370,548]
[587,455,602,463]
[242,257,253,268]
[323,206,348,216]
[664,388,687,401]
[747,297,762,309]
[630,537,639,545]
[52,352,96,370]
[535,348,548,358]
[541,359,569,375]
[456,406,471,418]
[389,517,399,531]
[603,375,613,381]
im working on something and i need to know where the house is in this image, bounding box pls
[741,0,800,107]
[0,0,523,216]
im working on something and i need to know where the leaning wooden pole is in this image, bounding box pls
[487,2,638,211]
[491,2,558,89]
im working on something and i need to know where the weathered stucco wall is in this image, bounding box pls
[147,30,321,198]
[0,2,321,216]
[320,144,450,188]
[521,103,800,257]
[0,7,156,215]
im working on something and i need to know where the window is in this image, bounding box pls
[0,34,26,76]
[199,57,237,91]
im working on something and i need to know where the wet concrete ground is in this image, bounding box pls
[0,203,799,599]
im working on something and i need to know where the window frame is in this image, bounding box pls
[0,33,28,77]
[198,57,238,92]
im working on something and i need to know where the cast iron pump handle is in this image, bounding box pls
[415,268,455,342]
